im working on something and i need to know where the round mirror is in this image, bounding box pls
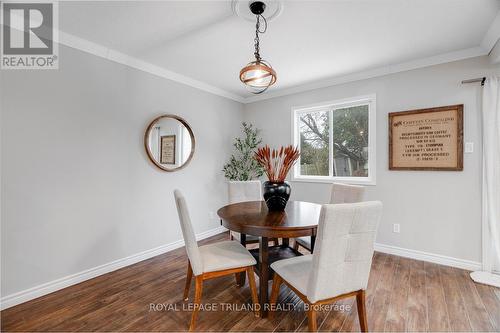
[144,115,195,172]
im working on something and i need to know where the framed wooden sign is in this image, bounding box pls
[160,135,176,165]
[389,104,463,171]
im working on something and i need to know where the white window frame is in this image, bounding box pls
[291,94,376,185]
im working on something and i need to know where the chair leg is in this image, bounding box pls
[246,267,260,317]
[189,276,203,331]
[235,273,242,287]
[273,238,279,246]
[356,290,368,332]
[183,263,192,301]
[269,273,283,319]
[307,304,317,331]
[293,240,299,251]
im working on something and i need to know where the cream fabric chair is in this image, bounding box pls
[227,181,278,246]
[294,182,365,252]
[329,182,366,204]
[270,201,383,332]
[228,180,262,205]
[228,180,261,243]
[174,190,259,331]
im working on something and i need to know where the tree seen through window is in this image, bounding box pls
[298,105,369,177]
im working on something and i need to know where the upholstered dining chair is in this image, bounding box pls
[294,182,365,252]
[174,190,259,331]
[270,201,383,332]
[227,180,278,246]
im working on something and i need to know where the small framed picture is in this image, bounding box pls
[160,135,176,165]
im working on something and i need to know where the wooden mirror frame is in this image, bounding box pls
[144,114,196,172]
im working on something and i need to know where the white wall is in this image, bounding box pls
[244,56,500,263]
[1,44,498,305]
[0,45,243,297]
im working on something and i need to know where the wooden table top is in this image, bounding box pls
[217,200,322,238]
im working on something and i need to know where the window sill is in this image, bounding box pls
[290,176,376,186]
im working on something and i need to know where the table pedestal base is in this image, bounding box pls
[249,240,303,317]
[248,245,303,279]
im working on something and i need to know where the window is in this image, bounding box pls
[292,95,376,185]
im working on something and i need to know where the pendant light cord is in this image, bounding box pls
[254,14,267,61]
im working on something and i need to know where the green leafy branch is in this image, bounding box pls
[222,122,264,181]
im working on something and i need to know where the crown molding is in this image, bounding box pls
[58,31,246,103]
[490,39,500,64]
[244,9,499,103]
[481,11,500,53]
[55,9,499,106]
[242,46,488,104]
[6,5,245,102]
[59,30,488,106]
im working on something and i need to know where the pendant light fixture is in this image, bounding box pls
[239,1,277,94]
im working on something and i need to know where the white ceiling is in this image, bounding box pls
[59,0,500,101]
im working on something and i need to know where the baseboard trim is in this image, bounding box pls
[1,234,481,310]
[374,243,482,271]
[0,226,227,310]
[470,271,500,288]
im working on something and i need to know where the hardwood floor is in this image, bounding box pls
[2,232,500,332]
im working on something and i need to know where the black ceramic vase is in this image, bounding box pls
[263,181,291,211]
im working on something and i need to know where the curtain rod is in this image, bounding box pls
[461,77,486,86]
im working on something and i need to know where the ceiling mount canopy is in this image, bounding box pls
[249,1,266,15]
[238,1,277,94]
[231,0,283,22]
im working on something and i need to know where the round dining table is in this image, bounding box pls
[217,200,322,317]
